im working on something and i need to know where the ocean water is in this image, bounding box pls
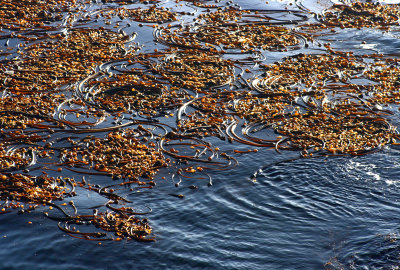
[2,0,400,269]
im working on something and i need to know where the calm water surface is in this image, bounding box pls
[2,0,400,269]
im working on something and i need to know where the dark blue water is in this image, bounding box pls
[2,149,400,269]
[2,0,400,269]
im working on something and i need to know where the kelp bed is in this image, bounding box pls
[1,0,400,243]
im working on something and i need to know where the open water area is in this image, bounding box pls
[2,0,400,269]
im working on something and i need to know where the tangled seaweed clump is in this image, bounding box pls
[91,211,153,241]
[0,173,75,211]
[198,8,244,23]
[0,0,78,31]
[320,2,400,29]
[101,0,160,4]
[61,128,167,180]
[55,209,154,242]
[275,111,395,154]
[117,5,178,23]
[0,94,66,129]
[154,50,235,91]
[193,24,300,51]
[364,60,400,104]
[176,95,235,138]
[255,53,366,90]
[234,94,292,123]
[1,28,137,95]
[0,147,37,171]
[157,24,302,52]
[90,73,168,115]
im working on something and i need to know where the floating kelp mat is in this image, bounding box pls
[1,0,400,267]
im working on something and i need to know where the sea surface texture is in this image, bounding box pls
[1,0,400,269]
